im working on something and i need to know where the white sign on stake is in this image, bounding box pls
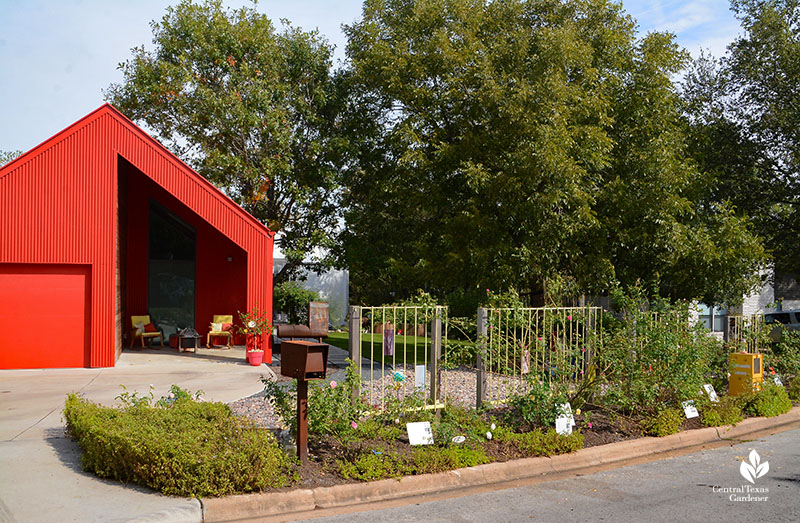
[415,364,426,392]
[682,400,699,419]
[555,402,575,436]
[703,384,719,403]
[407,421,434,445]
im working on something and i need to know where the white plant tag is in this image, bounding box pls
[682,400,699,419]
[555,416,573,436]
[415,364,426,391]
[407,421,434,445]
[555,402,575,435]
[703,384,719,403]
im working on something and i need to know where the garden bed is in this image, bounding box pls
[224,394,776,492]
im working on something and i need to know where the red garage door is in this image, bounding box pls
[0,264,90,369]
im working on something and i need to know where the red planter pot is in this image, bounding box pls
[248,350,264,366]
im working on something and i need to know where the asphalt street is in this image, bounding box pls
[307,427,800,523]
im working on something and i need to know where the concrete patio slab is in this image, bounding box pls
[0,347,273,522]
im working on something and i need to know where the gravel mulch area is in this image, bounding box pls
[226,365,704,444]
[227,365,503,428]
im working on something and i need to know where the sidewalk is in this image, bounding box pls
[0,346,272,523]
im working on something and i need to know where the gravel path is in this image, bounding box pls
[227,365,527,428]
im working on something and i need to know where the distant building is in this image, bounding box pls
[273,258,349,327]
[694,268,800,339]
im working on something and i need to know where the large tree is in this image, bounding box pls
[0,150,22,166]
[340,0,764,305]
[683,0,800,279]
[105,0,342,282]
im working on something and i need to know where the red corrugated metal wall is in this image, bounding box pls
[0,105,273,368]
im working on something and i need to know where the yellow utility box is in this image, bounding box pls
[728,352,764,396]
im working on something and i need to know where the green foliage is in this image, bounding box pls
[787,378,800,402]
[508,380,570,429]
[105,0,342,282]
[411,445,490,474]
[598,286,721,414]
[434,406,492,444]
[237,306,273,338]
[741,383,793,418]
[765,329,800,381]
[337,449,412,481]
[155,384,204,408]
[353,419,403,441]
[641,408,683,437]
[339,0,765,304]
[273,281,321,324]
[63,393,294,497]
[336,444,489,482]
[700,397,745,427]
[494,427,584,456]
[683,0,798,278]
[262,360,365,438]
[0,150,22,166]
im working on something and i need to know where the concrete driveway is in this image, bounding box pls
[0,347,273,522]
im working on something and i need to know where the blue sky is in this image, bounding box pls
[0,0,741,154]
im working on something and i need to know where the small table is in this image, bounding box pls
[176,334,200,353]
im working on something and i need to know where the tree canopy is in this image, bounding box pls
[105,0,342,282]
[683,0,800,280]
[0,150,22,167]
[339,0,765,305]
[106,0,776,306]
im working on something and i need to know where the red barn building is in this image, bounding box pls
[0,104,274,369]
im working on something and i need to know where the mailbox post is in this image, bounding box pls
[280,340,329,464]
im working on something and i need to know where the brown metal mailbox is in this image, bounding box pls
[280,340,329,380]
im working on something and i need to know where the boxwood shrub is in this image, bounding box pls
[63,393,294,497]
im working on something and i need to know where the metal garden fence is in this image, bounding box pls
[475,306,602,408]
[347,305,448,411]
[727,314,766,353]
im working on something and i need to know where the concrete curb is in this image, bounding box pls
[202,406,800,522]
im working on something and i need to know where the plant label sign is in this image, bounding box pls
[383,324,395,357]
[415,364,426,391]
[407,421,434,445]
[703,384,719,403]
[682,400,699,419]
[773,374,783,387]
[555,402,575,436]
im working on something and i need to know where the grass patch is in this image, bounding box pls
[324,331,434,365]
[324,332,476,367]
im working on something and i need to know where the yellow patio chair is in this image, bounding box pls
[130,315,164,348]
[207,315,233,348]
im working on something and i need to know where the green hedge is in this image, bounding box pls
[63,394,294,497]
